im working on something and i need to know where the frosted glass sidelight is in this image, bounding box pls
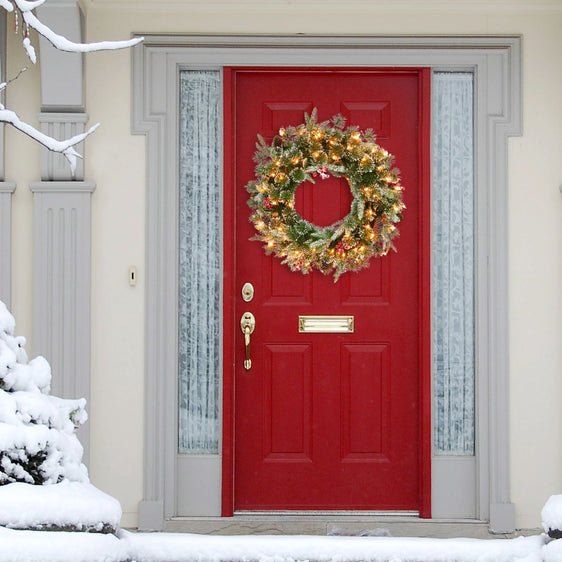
[432,72,475,456]
[178,70,221,454]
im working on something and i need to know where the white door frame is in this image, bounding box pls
[131,35,521,533]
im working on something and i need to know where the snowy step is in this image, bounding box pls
[122,532,548,562]
[0,529,553,562]
[0,527,128,562]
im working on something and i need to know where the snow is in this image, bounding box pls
[0,347,51,393]
[0,299,119,532]
[0,481,121,532]
[0,527,129,562]
[0,300,16,335]
[0,300,89,486]
[544,537,562,562]
[22,37,36,65]
[0,529,550,562]
[121,532,546,562]
[0,389,87,430]
[0,422,87,484]
[542,495,562,534]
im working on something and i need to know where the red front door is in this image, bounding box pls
[224,68,431,514]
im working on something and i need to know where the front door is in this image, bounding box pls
[225,68,430,513]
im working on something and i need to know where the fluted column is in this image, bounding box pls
[30,181,95,461]
[0,182,16,306]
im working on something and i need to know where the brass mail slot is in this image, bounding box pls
[298,315,354,333]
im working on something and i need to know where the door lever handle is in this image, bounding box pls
[243,325,252,369]
[240,312,256,370]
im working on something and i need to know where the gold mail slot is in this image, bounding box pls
[298,315,354,333]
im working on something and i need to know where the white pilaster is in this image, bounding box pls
[0,182,16,306]
[29,181,95,464]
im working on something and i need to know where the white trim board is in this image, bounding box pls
[131,35,522,534]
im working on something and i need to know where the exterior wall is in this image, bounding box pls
[5,0,562,529]
[505,14,562,527]
[5,27,39,345]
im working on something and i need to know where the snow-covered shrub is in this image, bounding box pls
[543,495,562,539]
[0,300,88,486]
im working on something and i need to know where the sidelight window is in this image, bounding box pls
[431,72,475,456]
[177,70,222,454]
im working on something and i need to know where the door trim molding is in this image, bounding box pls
[131,35,521,533]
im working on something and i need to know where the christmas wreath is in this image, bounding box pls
[246,109,405,281]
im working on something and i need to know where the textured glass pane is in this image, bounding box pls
[178,70,221,454]
[432,72,475,456]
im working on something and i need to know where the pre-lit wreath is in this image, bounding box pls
[246,109,405,281]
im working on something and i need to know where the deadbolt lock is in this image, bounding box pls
[241,282,254,302]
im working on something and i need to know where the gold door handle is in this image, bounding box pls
[240,312,256,370]
[243,326,252,369]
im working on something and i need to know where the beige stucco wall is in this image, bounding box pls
[5,0,562,530]
[5,27,39,343]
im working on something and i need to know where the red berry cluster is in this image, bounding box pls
[335,240,351,254]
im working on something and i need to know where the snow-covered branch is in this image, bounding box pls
[0,105,99,174]
[12,0,46,10]
[7,0,143,60]
[21,9,143,59]
[0,0,14,12]
[1,0,143,174]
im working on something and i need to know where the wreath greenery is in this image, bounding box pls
[246,109,405,281]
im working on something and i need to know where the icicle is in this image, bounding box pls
[22,37,36,64]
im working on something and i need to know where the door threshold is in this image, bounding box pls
[234,511,419,517]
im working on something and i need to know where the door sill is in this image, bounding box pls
[165,516,495,539]
[234,510,419,517]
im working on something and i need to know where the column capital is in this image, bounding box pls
[30,181,96,193]
[0,182,16,193]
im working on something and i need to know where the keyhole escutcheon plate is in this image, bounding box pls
[242,282,254,302]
